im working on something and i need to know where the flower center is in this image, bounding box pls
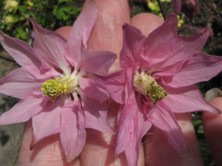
[41,74,79,101]
[133,71,167,104]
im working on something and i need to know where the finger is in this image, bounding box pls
[144,114,203,166]
[130,14,204,166]
[130,13,163,36]
[19,121,80,166]
[202,97,222,166]
[80,1,130,164]
[87,0,130,55]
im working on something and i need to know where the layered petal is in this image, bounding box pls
[31,19,70,74]
[154,28,210,72]
[142,14,178,68]
[161,53,222,87]
[82,94,113,133]
[81,85,109,103]
[116,94,152,166]
[0,68,42,99]
[64,0,98,67]
[0,32,43,73]
[161,86,220,114]
[143,15,210,72]
[120,24,146,68]
[60,103,86,162]
[0,94,46,125]
[149,104,185,152]
[31,98,64,146]
[81,49,116,76]
[115,96,138,157]
[99,70,126,104]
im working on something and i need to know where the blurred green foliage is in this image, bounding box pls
[0,0,82,40]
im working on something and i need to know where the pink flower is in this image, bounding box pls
[0,1,115,162]
[99,15,222,166]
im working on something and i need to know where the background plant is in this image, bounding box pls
[0,0,82,40]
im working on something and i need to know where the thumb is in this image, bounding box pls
[202,97,222,166]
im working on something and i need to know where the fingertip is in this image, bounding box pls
[202,97,222,166]
[87,0,130,54]
[130,13,163,36]
[203,97,222,120]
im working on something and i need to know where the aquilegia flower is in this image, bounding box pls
[0,1,115,162]
[99,14,222,166]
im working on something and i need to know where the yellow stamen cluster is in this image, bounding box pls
[134,71,167,104]
[41,75,79,101]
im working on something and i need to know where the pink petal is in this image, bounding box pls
[120,24,146,68]
[31,19,70,74]
[116,103,136,155]
[81,85,109,103]
[143,15,178,68]
[149,104,185,152]
[143,15,210,72]
[162,53,222,87]
[99,71,126,104]
[64,1,98,66]
[31,98,64,147]
[82,94,113,133]
[99,69,134,104]
[60,104,86,162]
[124,110,152,166]
[81,49,116,76]
[0,68,42,99]
[162,85,220,114]
[0,32,43,73]
[156,28,210,72]
[116,94,152,166]
[172,0,182,13]
[0,95,46,125]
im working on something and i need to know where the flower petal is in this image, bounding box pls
[0,32,42,72]
[162,53,222,87]
[0,95,46,125]
[98,71,126,104]
[81,49,116,76]
[81,85,108,103]
[149,104,186,152]
[116,98,138,156]
[64,1,98,66]
[116,94,152,166]
[31,98,64,147]
[31,19,70,74]
[162,86,220,114]
[120,24,146,68]
[82,95,113,133]
[143,15,210,72]
[0,68,42,99]
[60,104,86,162]
[142,15,178,68]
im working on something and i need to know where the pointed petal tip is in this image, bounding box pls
[122,23,133,31]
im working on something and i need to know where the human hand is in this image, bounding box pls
[18,0,222,165]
